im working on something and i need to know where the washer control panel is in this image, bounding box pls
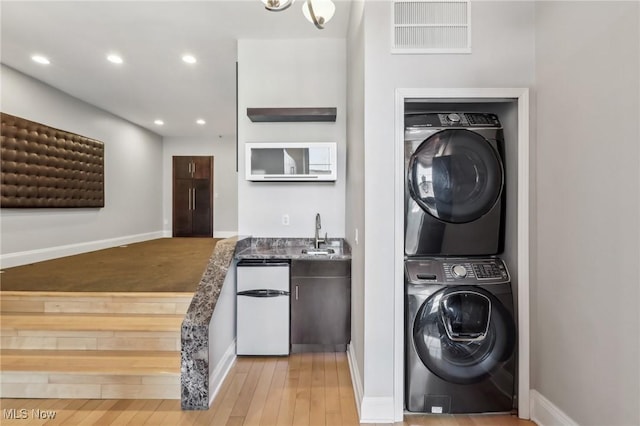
[406,257,510,285]
[405,112,501,128]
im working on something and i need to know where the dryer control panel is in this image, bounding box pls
[405,257,510,285]
[405,112,501,128]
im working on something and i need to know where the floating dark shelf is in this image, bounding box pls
[247,107,337,123]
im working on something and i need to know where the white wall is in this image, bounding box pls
[236,39,347,238]
[346,0,366,406]
[162,137,238,237]
[207,259,237,405]
[357,1,535,421]
[0,65,164,266]
[533,3,640,425]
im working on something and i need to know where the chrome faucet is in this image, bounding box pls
[314,213,327,249]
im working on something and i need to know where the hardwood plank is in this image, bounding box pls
[60,399,106,424]
[309,353,326,426]
[242,358,277,425]
[75,399,119,425]
[0,398,41,424]
[1,313,183,332]
[107,399,152,425]
[89,399,134,425]
[336,352,359,426]
[141,399,183,425]
[40,399,91,426]
[226,416,245,426]
[209,372,249,425]
[274,355,299,426]
[0,350,180,375]
[324,352,341,414]
[259,367,287,425]
[291,353,313,426]
[23,398,61,426]
[229,358,264,417]
[123,399,162,425]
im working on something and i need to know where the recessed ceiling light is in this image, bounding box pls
[107,54,123,64]
[31,55,50,65]
[182,54,197,64]
[196,119,206,125]
[154,119,164,126]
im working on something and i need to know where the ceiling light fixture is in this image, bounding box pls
[196,119,206,125]
[31,55,50,65]
[154,119,164,126]
[262,0,334,29]
[261,0,294,12]
[182,54,197,64]
[302,0,335,29]
[107,54,123,64]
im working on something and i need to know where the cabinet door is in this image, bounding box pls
[173,179,192,237]
[191,178,212,237]
[192,157,212,179]
[173,156,193,179]
[291,277,350,348]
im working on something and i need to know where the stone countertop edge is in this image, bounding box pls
[182,236,247,328]
[234,237,352,260]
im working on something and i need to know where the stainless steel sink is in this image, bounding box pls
[301,248,336,255]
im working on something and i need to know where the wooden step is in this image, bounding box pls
[0,291,193,315]
[0,292,189,399]
[0,313,182,351]
[0,350,180,399]
[1,312,183,332]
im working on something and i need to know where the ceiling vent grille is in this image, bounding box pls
[392,0,471,54]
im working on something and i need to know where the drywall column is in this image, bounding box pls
[533,2,640,425]
[236,39,347,239]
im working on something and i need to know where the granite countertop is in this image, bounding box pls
[235,237,351,260]
[182,236,242,329]
[182,235,245,409]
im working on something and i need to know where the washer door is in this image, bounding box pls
[413,286,515,384]
[408,129,503,223]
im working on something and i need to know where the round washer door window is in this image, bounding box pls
[412,286,515,384]
[408,129,503,223]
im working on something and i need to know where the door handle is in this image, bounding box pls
[192,162,196,176]
[188,188,192,211]
[295,285,299,301]
[192,188,196,210]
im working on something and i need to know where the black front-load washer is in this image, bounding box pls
[404,112,506,256]
[405,257,516,414]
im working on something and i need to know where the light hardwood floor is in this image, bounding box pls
[0,352,535,425]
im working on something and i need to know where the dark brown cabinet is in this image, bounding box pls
[172,156,213,237]
[290,260,351,353]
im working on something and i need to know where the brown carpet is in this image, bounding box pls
[0,238,220,293]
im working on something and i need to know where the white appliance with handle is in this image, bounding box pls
[236,259,290,355]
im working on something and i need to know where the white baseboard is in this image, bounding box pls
[360,396,395,423]
[347,343,395,423]
[0,231,164,268]
[208,339,237,407]
[347,343,364,418]
[160,231,236,239]
[530,389,579,426]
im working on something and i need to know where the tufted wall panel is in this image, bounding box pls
[1,113,104,208]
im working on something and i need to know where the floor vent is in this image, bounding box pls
[392,0,471,54]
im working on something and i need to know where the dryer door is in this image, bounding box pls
[412,286,515,384]
[408,129,503,223]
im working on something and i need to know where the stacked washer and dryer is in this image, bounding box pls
[404,112,516,414]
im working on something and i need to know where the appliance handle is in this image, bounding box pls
[237,289,290,298]
[237,261,290,267]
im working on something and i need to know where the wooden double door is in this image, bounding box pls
[172,156,213,237]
